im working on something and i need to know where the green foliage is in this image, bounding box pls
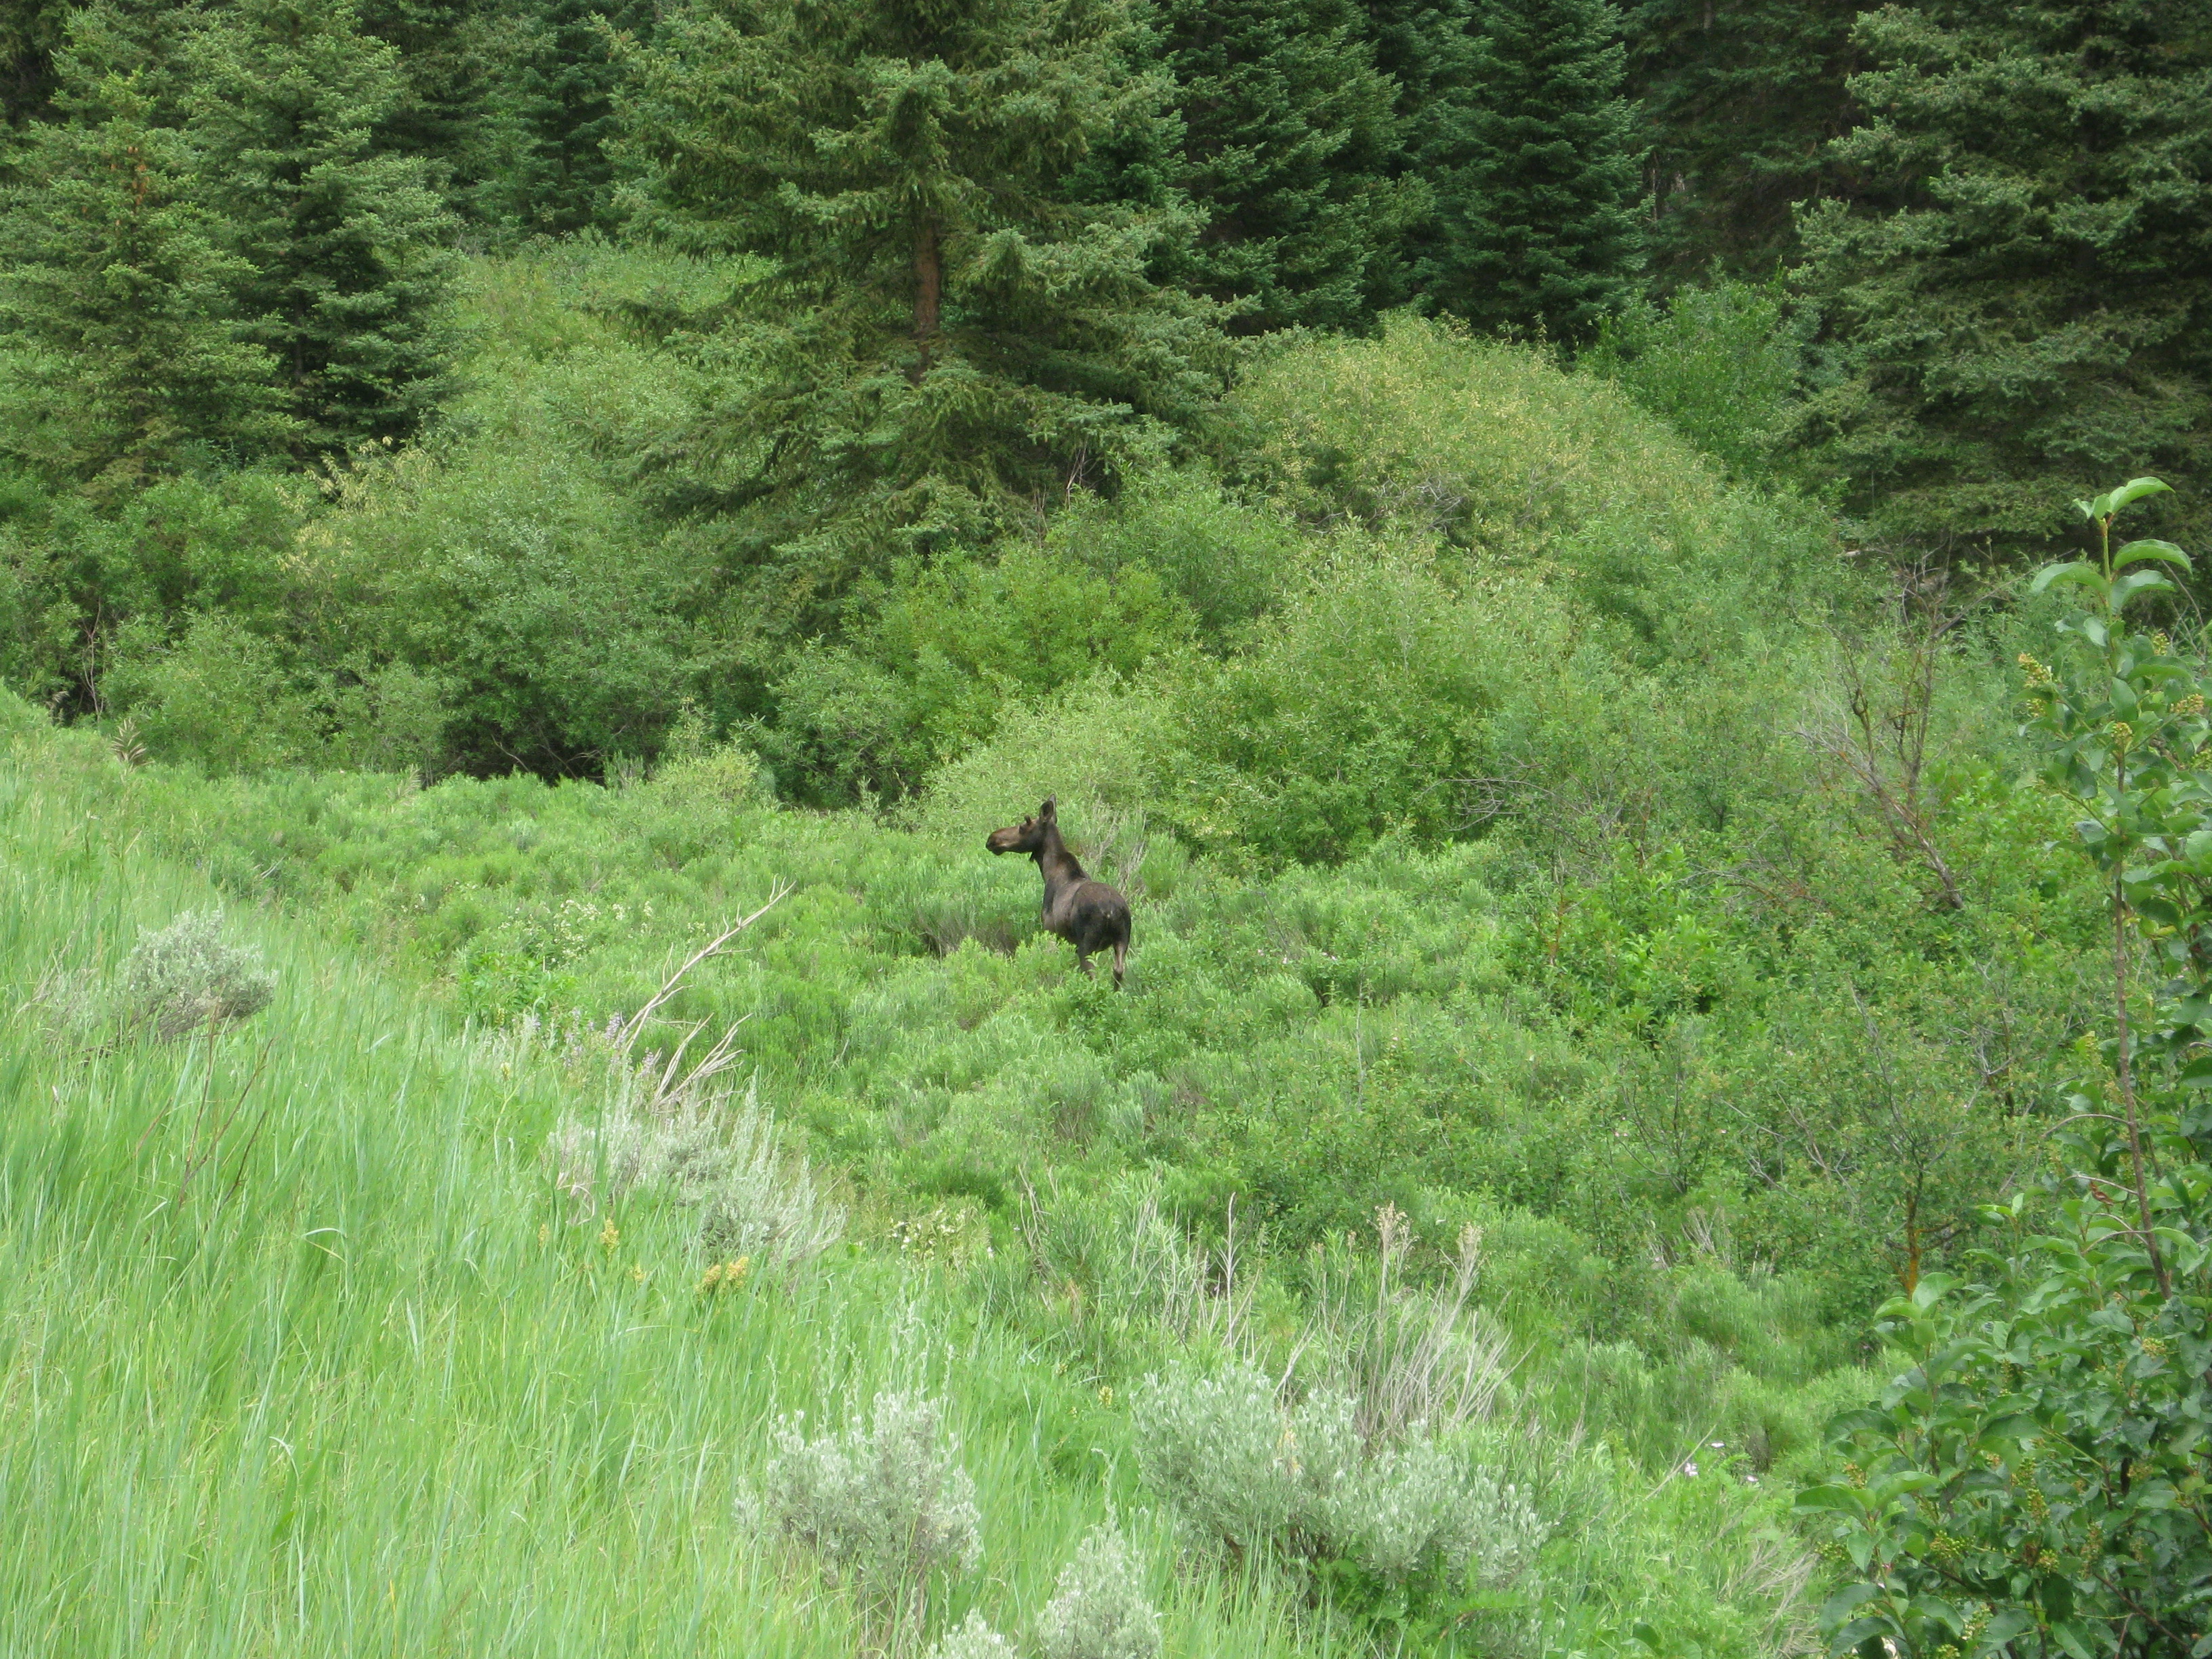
[459,0,655,234]
[102,609,327,771]
[1792,3,2212,557]
[618,0,1229,632]
[1623,0,1866,281]
[0,35,290,489]
[1801,480,2212,1658]
[1035,1525,1162,1659]
[1139,0,1422,331]
[767,543,1194,806]
[1440,0,1645,342]
[118,906,278,1039]
[188,0,458,455]
[1132,1359,1546,1630]
[1165,541,1533,865]
[756,1391,983,1640]
[1584,279,1803,475]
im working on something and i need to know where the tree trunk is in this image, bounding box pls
[911,218,941,383]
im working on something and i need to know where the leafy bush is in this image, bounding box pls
[752,1391,983,1639]
[1165,540,1557,865]
[1800,480,2212,1659]
[119,909,277,1040]
[1584,279,1803,476]
[1033,1526,1162,1659]
[101,611,327,771]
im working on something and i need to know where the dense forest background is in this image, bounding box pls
[1,0,2207,783]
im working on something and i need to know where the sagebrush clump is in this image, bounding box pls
[926,1611,1019,1659]
[752,1391,982,1640]
[1034,1525,1161,1659]
[544,1071,843,1266]
[119,910,277,1040]
[1132,1360,1543,1595]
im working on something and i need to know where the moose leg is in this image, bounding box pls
[1111,939,1127,989]
[1076,951,1094,978]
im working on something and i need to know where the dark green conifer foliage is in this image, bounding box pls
[1448,0,1645,341]
[1,0,70,129]
[188,0,457,455]
[0,29,289,488]
[1148,0,1420,331]
[1624,0,1871,281]
[467,0,654,233]
[354,0,480,167]
[1361,0,1484,306]
[1793,0,2212,554]
[619,0,1229,632]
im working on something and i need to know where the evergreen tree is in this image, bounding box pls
[1622,0,1874,282]
[1793,0,2212,555]
[1,0,70,129]
[1446,0,1645,341]
[187,0,457,455]
[618,0,1229,632]
[466,0,655,233]
[1145,0,1421,331]
[354,0,480,168]
[1361,0,1486,307]
[0,24,289,487]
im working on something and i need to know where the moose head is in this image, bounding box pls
[985,796,1057,857]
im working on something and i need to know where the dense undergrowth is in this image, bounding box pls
[0,244,2144,1656]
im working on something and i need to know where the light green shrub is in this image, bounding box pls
[101,611,325,771]
[1034,1525,1161,1659]
[928,1611,1019,1659]
[1059,466,1305,636]
[752,1391,983,1637]
[1132,1360,1544,1596]
[119,909,277,1040]
[1583,279,1803,476]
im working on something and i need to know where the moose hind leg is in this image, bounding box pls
[1076,950,1094,978]
[1111,938,1127,989]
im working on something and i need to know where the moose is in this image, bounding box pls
[986,796,1132,987]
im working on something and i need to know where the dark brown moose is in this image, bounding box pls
[986,796,1131,987]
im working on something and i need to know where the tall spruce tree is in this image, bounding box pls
[1448,0,1645,340]
[1141,0,1421,331]
[1623,0,1875,281]
[1793,0,2212,555]
[1361,0,1487,310]
[466,0,654,232]
[187,0,456,455]
[0,22,289,487]
[618,0,1229,631]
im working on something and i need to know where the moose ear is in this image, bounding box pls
[1039,796,1057,819]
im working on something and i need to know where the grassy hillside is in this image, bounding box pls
[1,246,2129,1657]
[5,701,1855,1657]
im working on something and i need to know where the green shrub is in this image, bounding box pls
[1060,467,1305,637]
[753,1391,983,1639]
[1131,1361,1544,1600]
[119,909,278,1040]
[1583,279,1803,476]
[101,611,326,771]
[1165,539,1564,865]
[1034,1526,1162,1659]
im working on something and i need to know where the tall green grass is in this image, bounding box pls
[0,761,1321,1657]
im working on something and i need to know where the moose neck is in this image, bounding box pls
[1032,822,1086,891]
